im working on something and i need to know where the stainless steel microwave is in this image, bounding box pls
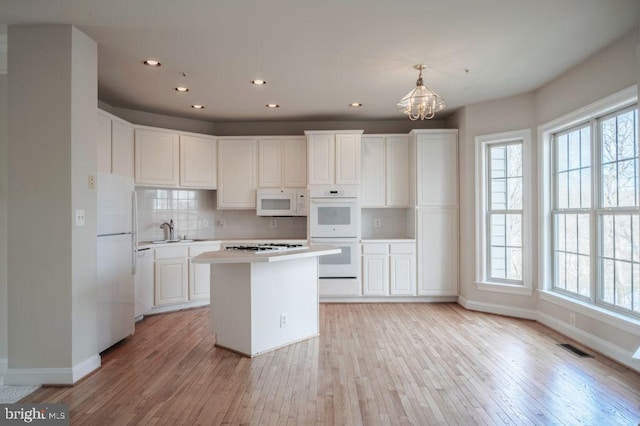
[256,188,307,216]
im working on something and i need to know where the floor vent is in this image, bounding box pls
[558,343,593,358]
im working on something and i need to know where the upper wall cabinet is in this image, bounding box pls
[217,138,257,209]
[180,135,217,189]
[258,137,307,188]
[97,110,134,178]
[305,130,363,185]
[409,130,458,207]
[361,135,409,207]
[135,128,180,187]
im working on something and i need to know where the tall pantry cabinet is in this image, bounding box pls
[409,130,459,297]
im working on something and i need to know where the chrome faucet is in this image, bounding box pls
[160,219,175,240]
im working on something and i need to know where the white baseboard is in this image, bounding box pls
[457,296,640,374]
[320,296,458,303]
[3,354,101,386]
[537,312,640,373]
[457,295,538,320]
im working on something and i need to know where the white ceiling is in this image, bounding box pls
[1,0,638,122]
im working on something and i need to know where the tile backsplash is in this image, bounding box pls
[136,188,307,242]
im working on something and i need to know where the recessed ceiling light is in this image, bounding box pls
[191,104,205,109]
[349,102,363,107]
[252,79,267,85]
[266,104,279,108]
[143,59,161,67]
[175,86,189,92]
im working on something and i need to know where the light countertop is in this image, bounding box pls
[191,244,340,264]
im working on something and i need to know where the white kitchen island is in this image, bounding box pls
[192,245,340,357]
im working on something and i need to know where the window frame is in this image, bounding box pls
[539,85,639,319]
[475,129,532,296]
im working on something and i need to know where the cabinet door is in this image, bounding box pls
[390,254,416,295]
[417,208,458,296]
[416,133,458,207]
[307,134,335,185]
[283,138,307,188]
[386,136,410,207]
[217,139,257,208]
[362,255,389,295]
[361,137,385,207]
[155,257,188,306]
[111,120,134,178]
[258,139,283,188]
[97,112,112,174]
[188,244,219,301]
[135,129,179,187]
[180,135,217,188]
[335,134,361,184]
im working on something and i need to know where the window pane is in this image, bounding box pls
[634,263,639,313]
[599,213,640,311]
[578,254,591,297]
[601,163,617,208]
[491,178,507,210]
[490,145,506,178]
[580,168,591,208]
[507,144,522,177]
[557,172,569,209]
[507,177,522,209]
[601,116,617,164]
[557,133,568,172]
[617,109,636,161]
[506,247,522,280]
[580,127,591,167]
[553,213,590,296]
[568,130,581,170]
[615,260,632,309]
[617,159,637,207]
[602,259,615,304]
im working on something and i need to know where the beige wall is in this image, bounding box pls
[0,74,7,367]
[6,25,98,384]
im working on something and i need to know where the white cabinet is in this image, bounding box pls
[362,244,389,295]
[135,128,180,187]
[362,241,416,296]
[154,246,188,306]
[410,130,458,207]
[217,138,257,209]
[361,135,409,207]
[188,244,220,301]
[97,110,134,177]
[258,137,307,188]
[305,130,363,185]
[180,134,217,188]
[416,208,458,296]
[389,243,416,295]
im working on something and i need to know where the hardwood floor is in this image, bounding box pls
[22,303,640,425]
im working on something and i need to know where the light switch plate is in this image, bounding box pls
[75,209,85,226]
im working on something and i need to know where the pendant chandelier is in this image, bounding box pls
[397,64,445,120]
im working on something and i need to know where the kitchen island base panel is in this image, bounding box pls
[210,256,319,357]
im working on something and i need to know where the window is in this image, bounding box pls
[475,129,532,294]
[545,91,639,318]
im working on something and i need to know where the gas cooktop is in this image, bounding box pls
[224,243,308,253]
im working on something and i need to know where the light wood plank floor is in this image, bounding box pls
[22,303,640,425]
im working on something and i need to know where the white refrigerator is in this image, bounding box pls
[97,172,137,353]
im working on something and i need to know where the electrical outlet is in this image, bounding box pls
[203,219,209,228]
[88,174,95,189]
[217,220,225,228]
[374,218,381,228]
[569,313,576,326]
[270,219,277,228]
[280,313,288,328]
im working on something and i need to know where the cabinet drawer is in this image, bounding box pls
[189,244,221,257]
[155,246,187,259]
[362,243,388,255]
[390,243,416,254]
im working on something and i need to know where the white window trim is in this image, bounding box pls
[475,128,533,295]
[538,85,638,298]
